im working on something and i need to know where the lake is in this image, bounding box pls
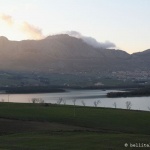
[0,89,150,111]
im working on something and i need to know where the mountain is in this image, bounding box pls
[0,34,149,74]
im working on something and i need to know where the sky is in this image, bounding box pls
[0,0,150,54]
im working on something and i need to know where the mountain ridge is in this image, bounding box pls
[0,34,149,74]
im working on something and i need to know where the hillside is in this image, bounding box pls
[0,34,149,74]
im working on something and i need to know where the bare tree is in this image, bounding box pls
[8,94,9,102]
[72,99,77,106]
[31,98,44,104]
[72,99,77,117]
[94,100,100,107]
[31,98,38,103]
[57,97,63,104]
[126,101,132,110]
[81,100,86,106]
[1,99,4,102]
[28,98,31,103]
[113,102,117,108]
[62,99,66,105]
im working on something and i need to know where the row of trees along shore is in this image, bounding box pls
[107,87,150,98]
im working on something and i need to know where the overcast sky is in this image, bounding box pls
[0,0,150,54]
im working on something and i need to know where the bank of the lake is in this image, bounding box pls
[0,89,150,111]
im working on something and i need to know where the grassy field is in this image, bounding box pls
[0,103,150,149]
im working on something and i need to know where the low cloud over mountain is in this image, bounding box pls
[66,31,116,49]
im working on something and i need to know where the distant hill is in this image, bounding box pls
[0,34,149,74]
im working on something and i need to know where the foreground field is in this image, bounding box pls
[0,132,150,150]
[0,103,150,149]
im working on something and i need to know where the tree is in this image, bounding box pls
[113,102,117,108]
[72,99,77,106]
[62,99,66,105]
[31,98,44,104]
[72,99,77,117]
[1,99,4,102]
[126,101,132,110]
[81,100,86,106]
[31,98,38,103]
[94,100,100,107]
[57,97,63,104]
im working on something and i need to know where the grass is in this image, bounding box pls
[0,103,150,149]
[0,132,149,150]
[0,103,150,134]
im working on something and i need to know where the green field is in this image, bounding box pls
[0,103,150,149]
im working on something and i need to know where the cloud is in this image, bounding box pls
[20,22,44,39]
[0,13,14,26]
[0,13,44,40]
[66,31,116,49]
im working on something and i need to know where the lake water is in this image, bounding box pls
[0,89,150,111]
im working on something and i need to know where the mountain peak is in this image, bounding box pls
[0,36,9,41]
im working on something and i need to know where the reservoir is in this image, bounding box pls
[0,89,150,111]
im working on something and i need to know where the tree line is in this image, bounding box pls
[107,87,150,98]
[0,86,65,94]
